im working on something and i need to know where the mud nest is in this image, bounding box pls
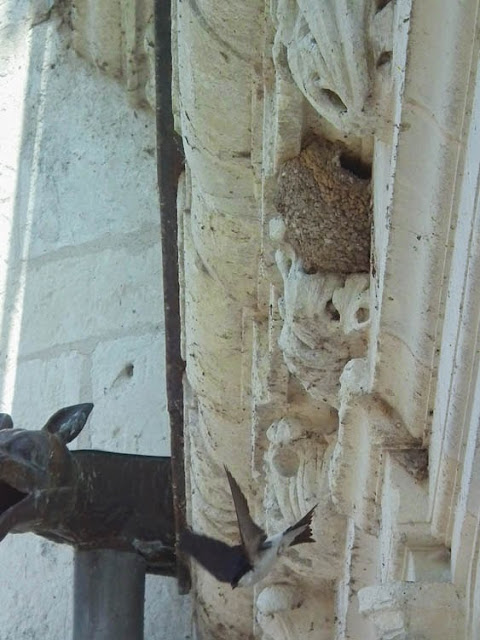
[275,138,372,274]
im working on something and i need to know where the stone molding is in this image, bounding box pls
[358,582,464,640]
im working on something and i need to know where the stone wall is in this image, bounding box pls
[0,1,190,638]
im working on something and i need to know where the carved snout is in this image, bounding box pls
[0,403,176,574]
[0,404,94,542]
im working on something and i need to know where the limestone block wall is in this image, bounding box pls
[0,2,190,638]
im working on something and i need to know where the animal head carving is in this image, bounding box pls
[0,404,93,541]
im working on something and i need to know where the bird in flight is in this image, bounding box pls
[180,466,317,588]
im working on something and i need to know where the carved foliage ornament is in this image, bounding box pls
[275,252,369,406]
[273,0,394,133]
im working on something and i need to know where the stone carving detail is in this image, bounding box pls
[264,418,345,581]
[275,249,369,406]
[71,0,155,109]
[329,360,425,531]
[275,138,372,274]
[256,583,333,640]
[272,0,394,134]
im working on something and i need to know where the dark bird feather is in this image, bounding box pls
[180,468,317,587]
[179,529,251,584]
[286,504,317,545]
[224,465,266,563]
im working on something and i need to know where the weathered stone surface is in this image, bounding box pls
[71,0,155,108]
[144,576,192,640]
[276,255,369,405]
[176,0,480,637]
[175,0,264,635]
[17,244,163,357]
[3,19,159,260]
[272,0,394,135]
[3,0,479,638]
[3,352,87,430]
[256,584,334,640]
[90,333,169,455]
[359,582,464,640]
[0,534,74,640]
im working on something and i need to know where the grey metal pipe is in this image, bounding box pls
[73,550,146,640]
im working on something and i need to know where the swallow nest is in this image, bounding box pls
[275,138,372,274]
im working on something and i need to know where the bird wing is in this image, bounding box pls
[179,529,250,583]
[282,504,318,549]
[224,466,266,564]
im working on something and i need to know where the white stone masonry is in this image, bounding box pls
[0,1,191,638]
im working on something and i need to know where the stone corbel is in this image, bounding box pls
[329,359,422,533]
[273,248,370,408]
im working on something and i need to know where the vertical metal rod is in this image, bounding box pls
[154,0,190,593]
[73,550,146,640]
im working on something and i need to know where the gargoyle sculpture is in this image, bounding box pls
[0,404,175,574]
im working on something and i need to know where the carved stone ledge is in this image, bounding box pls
[358,582,464,640]
[329,360,422,531]
[378,447,451,589]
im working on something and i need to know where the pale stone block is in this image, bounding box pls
[4,351,87,429]
[72,0,123,79]
[0,534,73,640]
[144,576,192,640]
[18,244,163,356]
[90,332,169,455]
[18,35,159,257]
[72,0,155,109]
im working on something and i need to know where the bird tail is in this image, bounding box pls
[285,504,317,547]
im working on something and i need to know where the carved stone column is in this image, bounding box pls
[174,0,264,636]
